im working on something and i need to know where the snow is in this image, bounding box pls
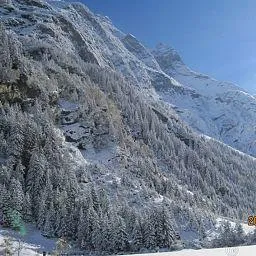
[215,218,255,235]
[0,238,39,256]
[122,245,256,256]
[128,33,136,38]
[62,123,87,141]
[1,228,256,256]
[177,185,194,197]
[151,44,256,157]
[58,99,79,112]
[206,217,255,242]
[58,98,119,169]
[66,142,89,166]
[115,176,121,184]
[80,145,117,165]
[153,43,178,57]
[154,195,164,203]
[1,223,253,256]
[2,225,256,256]
[1,222,255,256]
[186,190,194,196]
[54,126,89,168]
[0,224,56,255]
[201,134,256,161]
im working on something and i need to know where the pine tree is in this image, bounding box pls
[90,184,100,212]
[81,206,99,250]
[12,160,25,184]
[113,216,129,252]
[77,208,86,247]
[91,217,101,251]
[234,223,245,245]
[98,188,110,213]
[22,192,33,222]
[43,202,55,237]
[159,205,176,248]
[26,149,46,217]
[0,184,11,225]
[56,204,68,238]
[0,24,12,83]
[98,214,114,253]
[144,211,157,249]
[132,219,144,252]
[37,190,47,229]
[9,178,24,213]
[249,228,256,245]
[214,221,237,248]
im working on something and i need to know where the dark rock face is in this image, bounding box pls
[60,101,112,150]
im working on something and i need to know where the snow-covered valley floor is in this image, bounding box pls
[0,224,56,255]
[1,223,255,256]
[1,230,256,256]
[123,245,256,256]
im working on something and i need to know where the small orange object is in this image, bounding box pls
[248,215,256,226]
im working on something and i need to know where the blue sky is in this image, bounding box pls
[81,0,256,93]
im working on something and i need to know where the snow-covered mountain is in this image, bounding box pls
[118,34,256,156]
[1,0,256,254]
[151,43,256,156]
[3,0,255,157]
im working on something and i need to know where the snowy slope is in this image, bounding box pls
[1,225,255,256]
[0,225,56,255]
[214,218,255,235]
[205,218,255,242]
[122,245,256,256]
[152,43,256,156]
[2,227,256,256]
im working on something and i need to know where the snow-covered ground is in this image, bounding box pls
[123,245,256,256]
[1,226,255,256]
[0,233,39,255]
[205,217,255,243]
[0,225,56,255]
[215,218,255,235]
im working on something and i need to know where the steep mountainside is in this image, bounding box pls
[0,0,256,254]
[151,43,256,157]
[3,0,255,157]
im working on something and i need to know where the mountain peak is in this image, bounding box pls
[152,43,184,71]
[123,33,140,44]
[155,42,173,51]
[122,33,161,70]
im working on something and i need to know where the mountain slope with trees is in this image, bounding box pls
[0,0,256,254]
